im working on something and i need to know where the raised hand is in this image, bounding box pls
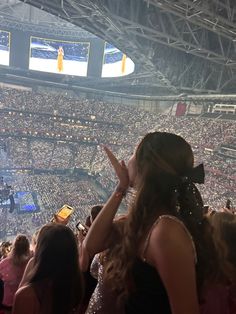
[103,146,129,190]
[53,214,70,225]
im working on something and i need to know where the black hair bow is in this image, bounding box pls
[181,163,205,184]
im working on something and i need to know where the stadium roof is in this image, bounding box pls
[1,0,236,96]
[0,0,95,38]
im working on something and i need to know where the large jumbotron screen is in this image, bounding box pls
[15,191,40,214]
[3,191,40,214]
[102,42,135,77]
[29,37,90,76]
[0,30,10,66]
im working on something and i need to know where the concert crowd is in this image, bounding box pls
[0,87,235,314]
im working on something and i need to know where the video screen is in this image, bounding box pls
[102,42,135,77]
[15,191,40,214]
[29,37,90,76]
[0,30,10,66]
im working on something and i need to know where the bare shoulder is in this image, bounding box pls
[153,216,190,241]
[143,216,200,314]
[15,284,36,299]
[147,216,195,265]
[13,284,40,314]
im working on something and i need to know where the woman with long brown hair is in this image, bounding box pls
[0,235,30,310]
[206,212,236,313]
[81,132,218,314]
[12,223,83,314]
[209,212,236,282]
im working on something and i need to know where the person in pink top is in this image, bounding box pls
[0,235,30,310]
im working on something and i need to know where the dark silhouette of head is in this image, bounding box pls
[10,235,30,266]
[29,223,83,314]
[85,205,103,227]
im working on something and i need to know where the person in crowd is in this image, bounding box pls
[85,215,126,314]
[19,209,73,290]
[78,205,103,314]
[206,212,236,313]
[81,131,219,314]
[0,277,4,312]
[18,229,40,289]
[0,243,12,261]
[30,229,40,254]
[210,212,236,280]
[0,235,30,311]
[57,46,64,72]
[12,223,83,314]
[85,205,103,228]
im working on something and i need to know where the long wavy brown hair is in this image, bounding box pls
[28,223,83,314]
[103,132,219,299]
[209,212,236,283]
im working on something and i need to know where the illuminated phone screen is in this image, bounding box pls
[56,205,74,219]
[76,222,86,231]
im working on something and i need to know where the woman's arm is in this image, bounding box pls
[80,146,129,271]
[147,218,200,314]
[80,188,125,271]
[18,258,34,288]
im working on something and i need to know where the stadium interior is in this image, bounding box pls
[0,1,235,313]
[0,0,234,240]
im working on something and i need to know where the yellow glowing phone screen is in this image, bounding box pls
[57,205,74,219]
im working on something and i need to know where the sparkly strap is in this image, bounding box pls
[142,214,197,264]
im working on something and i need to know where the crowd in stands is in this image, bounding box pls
[0,89,234,233]
[0,88,234,210]
[0,88,234,234]
[0,174,104,240]
[0,130,235,314]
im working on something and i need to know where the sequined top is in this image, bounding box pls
[86,254,124,314]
